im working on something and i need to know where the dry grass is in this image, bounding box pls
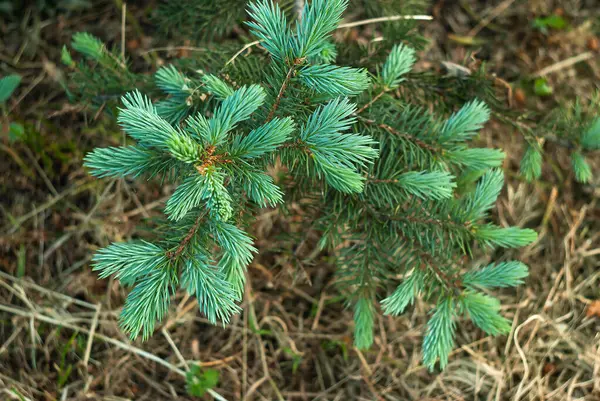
[1,1,599,400]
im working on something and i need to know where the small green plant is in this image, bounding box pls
[532,14,568,34]
[61,32,145,111]
[0,74,21,103]
[0,74,24,142]
[186,365,220,397]
[520,95,600,183]
[84,0,538,371]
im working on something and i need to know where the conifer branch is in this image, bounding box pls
[359,116,438,152]
[388,213,469,230]
[355,90,385,115]
[265,58,304,123]
[166,213,205,261]
[79,0,538,369]
[396,230,462,291]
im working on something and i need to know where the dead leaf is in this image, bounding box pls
[585,300,600,318]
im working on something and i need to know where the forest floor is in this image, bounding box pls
[1,1,600,400]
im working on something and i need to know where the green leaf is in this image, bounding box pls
[533,78,553,97]
[206,84,266,146]
[300,97,377,193]
[311,153,365,193]
[118,90,181,150]
[533,15,567,32]
[395,171,456,200]
[165,168,232,222]
[84,146,174,179]
[458,168,504,221]
[0,74,21,103]
[167,131,202,164]
[301,96,356,141]
[445,148,505,171]
[210,221,257,298]
[61,45,74,67]
[240,170,284,207]
[8,122,25,143]
[283,347,303,374]
[186,365,220,397]
[16,244,26,278]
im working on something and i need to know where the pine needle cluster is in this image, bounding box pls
[83,0,540,371]
[520,94,600,183]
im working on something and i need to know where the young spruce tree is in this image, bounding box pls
[84,0,538,370]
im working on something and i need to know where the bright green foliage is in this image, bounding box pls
[440,100,490,143]
[422,298,456,370]
[202,74,234,100]
[186,364,220,397]
[353,295,375,349]
[0,74,21,103]
[462,261,529,289]
[381,44,416,89]
[519,97,599,183]
[520,144,542,181]
[61,32,145,110]
[381,269,423,316]
[92,241,168,284]
[582,118,600,150]
[71,32,104,60]
[154,0,247,42]
[181,257,240,324]
[156,65,189,96]
[85,146,175,180]
[293,0,347,59]
[83,0,538,372]
[61,46,74,67]
[119,267,175,340]
[246,0,292,63]
[232,117,295,158]
[476,225,538,248]
[571,151,592,183]
[297,64,370,96]
[299,97,377,192]
[446,148,505,171]
[460,292,511,335]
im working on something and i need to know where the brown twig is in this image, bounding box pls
[166,214,204,260]
[358,116,438,152]
[265,59,304,123]
[355,90,386,115]
[364,205,463,289]
[398,231,462,290]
